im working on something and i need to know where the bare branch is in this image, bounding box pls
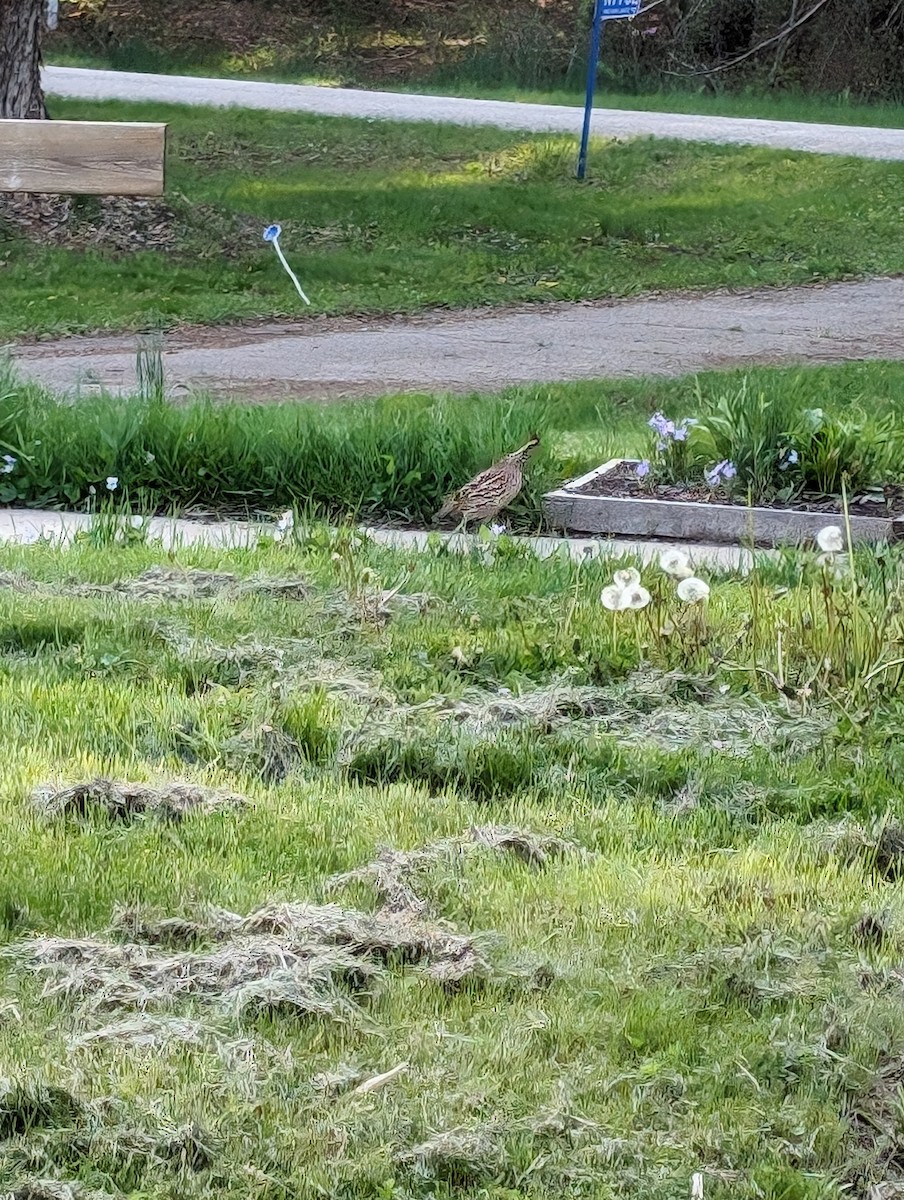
[665,0,834,78]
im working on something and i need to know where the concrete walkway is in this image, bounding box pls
[0,507,752,572]
[13,278,904,402]
[44,65,904,161]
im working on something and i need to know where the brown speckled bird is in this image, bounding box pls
[434,435,540,527]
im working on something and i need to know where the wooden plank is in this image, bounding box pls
[0,120,166,195]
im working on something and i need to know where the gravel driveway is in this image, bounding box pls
[12,279,904,401]
[44,66,904,160]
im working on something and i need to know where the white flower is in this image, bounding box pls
[275,509,294,535]
[624,584,651,610]
[0,455,16,475]
[106,476,118,491]
[601,584,630,612]
[613,568,641,588]
[490,522,506,536]
[659,548,693,579]
[816,525,844,553]
[676,577,710,604]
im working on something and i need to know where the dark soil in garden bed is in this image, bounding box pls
[576,462,904,520]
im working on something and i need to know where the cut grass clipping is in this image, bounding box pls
[3,98,904,336]
[2,529,904,1195]
[2,358,904,526]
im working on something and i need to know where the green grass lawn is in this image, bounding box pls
[4,98,904,338]
[2,524,904,1198]
[48,48,904,129]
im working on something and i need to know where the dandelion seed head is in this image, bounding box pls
[625,585,651,610]
[601,584,629,612]
[613,568,641,588]
[676,577,710,604]
[659,548,692,579]
[816,525,844,553]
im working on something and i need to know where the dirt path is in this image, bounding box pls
[44,66,904,160]
[11,279,904,401]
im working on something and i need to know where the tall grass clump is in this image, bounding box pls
[0,362,558,523]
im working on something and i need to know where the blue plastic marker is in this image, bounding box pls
[263,224,311,305]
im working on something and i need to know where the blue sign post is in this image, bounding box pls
[577,0,642,180]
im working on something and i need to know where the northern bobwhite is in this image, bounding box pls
[434,435,540,527]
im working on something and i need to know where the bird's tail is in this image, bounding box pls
[433,495,456,523]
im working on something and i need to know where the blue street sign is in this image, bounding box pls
[577,0,642,178]
[600,0,641,15]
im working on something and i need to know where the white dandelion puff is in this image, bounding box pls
[676,577,710,604]
[613,568,641,588]
[659,548,693,579]
[816,525,844,553]
[625,584,652,610]
[601,584,629,612]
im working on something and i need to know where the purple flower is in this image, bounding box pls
[704,459,737,488]
[635,460,651,479]
[648,412,675,439]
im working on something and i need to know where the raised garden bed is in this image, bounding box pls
[543,459,904,546]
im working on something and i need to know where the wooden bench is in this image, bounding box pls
[0,119,166,195]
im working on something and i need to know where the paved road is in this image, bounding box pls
[44,66,904,160]
[12,279,904,402]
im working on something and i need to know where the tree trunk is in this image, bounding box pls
[0,0,47,119]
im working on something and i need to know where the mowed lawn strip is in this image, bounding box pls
[2,97,904,336]
[0,532,902,1197]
